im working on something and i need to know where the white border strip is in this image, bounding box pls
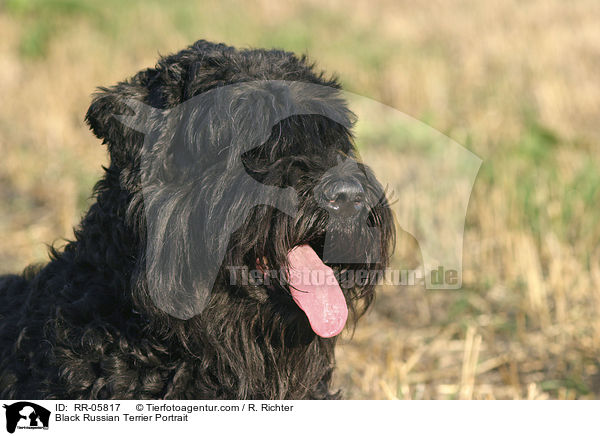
[0,400,595,436]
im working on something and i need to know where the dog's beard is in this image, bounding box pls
[231,202,388,339]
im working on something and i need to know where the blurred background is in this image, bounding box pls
[1,0,600,399]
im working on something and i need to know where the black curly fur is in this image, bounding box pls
[0,40,395,399]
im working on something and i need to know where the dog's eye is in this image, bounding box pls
[241,151,291,188]
[241,150,269,181]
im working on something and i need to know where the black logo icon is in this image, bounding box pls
[3,402,50,433]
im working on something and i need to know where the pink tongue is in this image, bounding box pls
[286,245,348,338]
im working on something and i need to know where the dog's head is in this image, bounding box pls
[85,41,395,338]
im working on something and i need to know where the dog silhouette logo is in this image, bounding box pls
[3,402,50,433]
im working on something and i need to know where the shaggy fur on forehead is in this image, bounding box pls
[85,40,346,167]
[0,40,395,399]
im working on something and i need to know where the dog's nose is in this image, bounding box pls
[322,178,365,217]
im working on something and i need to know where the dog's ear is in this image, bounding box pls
[85,69,172,169]
[85,78,149,170]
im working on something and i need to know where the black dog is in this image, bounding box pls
[0,40,394,399]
